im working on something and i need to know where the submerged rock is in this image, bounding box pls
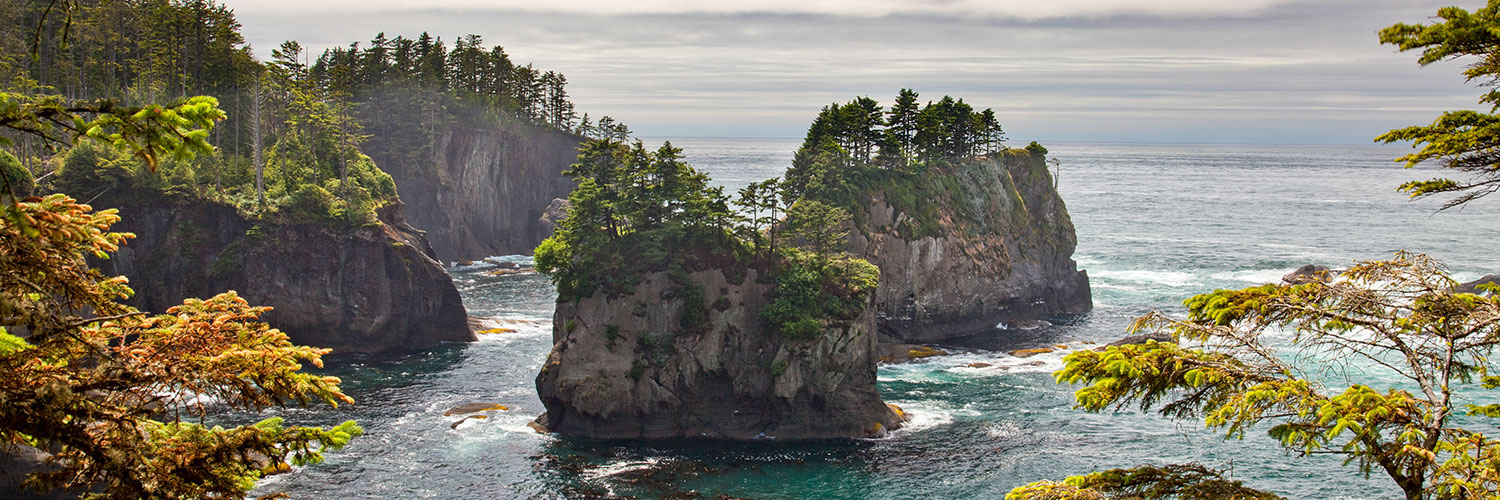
[1283,264,1335,284]
[1009,348,1054,358]
[535,268,901,440]
[877,343,950,364]
[449,415,488,429]
[444,402,510,416]
[1106,331,1173,347]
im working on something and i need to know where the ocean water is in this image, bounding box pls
[252,139,1500,499]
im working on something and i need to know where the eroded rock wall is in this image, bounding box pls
[852,151,1091,342]
[535,269,900,439]
[100,199,475,354]
[367,119,581,262]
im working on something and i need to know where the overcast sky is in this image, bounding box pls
[233,0,1481,144]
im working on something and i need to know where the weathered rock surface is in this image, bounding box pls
[1283,264,1335,284]
[538,198,571,240]
[99,199,475,354]
[534,269,901,440]
[1106,331,1173,347]
[365,118,582,261]
[1,445,84,499]
[1458,274,1500,294]
[876,343,950,364]
[850,151,1091,343]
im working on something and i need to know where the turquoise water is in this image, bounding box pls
[252,139,1500,499]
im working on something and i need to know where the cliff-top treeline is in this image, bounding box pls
[1,0,613,217]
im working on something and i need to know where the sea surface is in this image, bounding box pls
[252,139,1500,499]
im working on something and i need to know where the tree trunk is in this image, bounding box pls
[250,84,265,206]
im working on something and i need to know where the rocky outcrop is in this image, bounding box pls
[850,150,1091,343]
[538,198,570,239]
[1283,264,1335,284]
[98,198,474,355]
[365,118,582,262]
[534,268,901,440]
[1458,274,1500,294]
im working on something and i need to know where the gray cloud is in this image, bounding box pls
[235,0,1483,143]
[238,0,1320,20]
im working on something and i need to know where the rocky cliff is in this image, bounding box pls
[850,150,1091,343]
[98,198,475,354]
[365,118,581,262]
[534,268,902,440]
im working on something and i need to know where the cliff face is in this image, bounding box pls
[366,119,582,262]
[535,268,901,440]
[99,198,475,355]
[851,151,1091,343]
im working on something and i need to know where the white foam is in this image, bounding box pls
[885,399,966,435]
[1210,268,1293,284]
[879,342,1094,385]
[1090,269,1198,287]
[447,254,536,271]
[583,458,662,482]
[472,316,551,342]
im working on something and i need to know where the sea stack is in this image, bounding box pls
[848,149,1092,342]
[534,266,901,439]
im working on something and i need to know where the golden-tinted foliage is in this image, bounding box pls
[0,194,360,499]
[1038,252,1500,500]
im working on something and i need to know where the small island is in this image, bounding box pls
[532,138,902,439]
[533,91,1090,439]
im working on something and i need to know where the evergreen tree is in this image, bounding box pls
[1378,1,1500,208]
[887,88,920,163]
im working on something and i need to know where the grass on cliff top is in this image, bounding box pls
[790,146,1049,241]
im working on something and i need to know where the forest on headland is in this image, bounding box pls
[0,0,622,497]
[0,0,627,225]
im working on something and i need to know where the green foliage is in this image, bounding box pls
[536,138,742,302]
[762,252,880,340]
[781,93,1037,242]
[0,150,32,198]
[1007,464,1282,500]
[770,360,788,377]
[285,184,338,223]
[669,267,709,333]
[792,90,1004,171]
[1026,141,1049,157]
[1052,252,1500,500]
[0,92,224,170]
[1377,2,1500,208]
[537,136,881,349]
[0,326,32,355]
[783,200,851,258]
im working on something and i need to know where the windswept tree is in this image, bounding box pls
[535,138,734,299]
[1378,0,1500,208]
[0,75,361,497]
[1013,252,1500,500]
